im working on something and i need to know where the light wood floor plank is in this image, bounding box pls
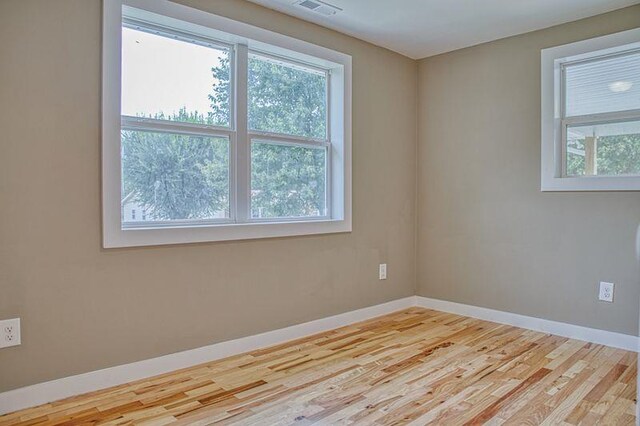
[0,308,635,425]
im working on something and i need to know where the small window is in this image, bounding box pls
[564,51,640,178]
[102,0,351,247]
[541,29,640,191]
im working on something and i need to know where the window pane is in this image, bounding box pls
[566,120,640,176]
[248,54,327,139]
[121,26,231,126]
[251,141,327,218]
[565,50,640,117]
[122,130,230,223]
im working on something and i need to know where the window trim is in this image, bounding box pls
[541,27,640,191]
[102,0,352,247]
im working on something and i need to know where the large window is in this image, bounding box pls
[541,28,640,191]
[103,0,351,247]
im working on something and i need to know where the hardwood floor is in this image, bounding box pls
[1,308,636,425]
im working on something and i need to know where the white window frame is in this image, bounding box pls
[102,0,352,248]
[541,28,640,192]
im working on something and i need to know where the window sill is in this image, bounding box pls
[103,218,351,248]
[541,175,640,192]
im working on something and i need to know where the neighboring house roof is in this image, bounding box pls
[121,191,136,205]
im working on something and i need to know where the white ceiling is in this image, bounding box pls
[248,0,640,59]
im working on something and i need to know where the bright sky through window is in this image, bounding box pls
[121,27,227,123]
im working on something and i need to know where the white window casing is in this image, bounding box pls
[102,0,352,247]
[541,28,640,192]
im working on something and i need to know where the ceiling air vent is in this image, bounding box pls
[293,0,342,16]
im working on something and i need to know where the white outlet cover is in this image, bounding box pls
[379,263,387,280]
[0,318,21,349]
[598,282,614,303]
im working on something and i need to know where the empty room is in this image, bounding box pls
[1,0,640,424]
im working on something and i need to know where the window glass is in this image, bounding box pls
[121,26,231,127]
[251,141,326,218]
[564,50,640,117]
[121,130,230,223]
[566,120,640,176]
[248,53,327,139]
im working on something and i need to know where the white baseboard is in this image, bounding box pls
[0,297,414,416]
[415,296,638,352]
[1,295,637,416]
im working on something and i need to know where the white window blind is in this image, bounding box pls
[564,49,640,117]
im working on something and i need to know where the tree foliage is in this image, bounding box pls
[247,55,326,140]
[122,109,229,220]
[251,142,326,218]
[567,134,640,176]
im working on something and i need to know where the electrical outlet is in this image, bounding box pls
[598,282,614,303]
[0,318,21,349]
[379,264,387,280]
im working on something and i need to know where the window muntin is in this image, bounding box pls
[250,141,327,219]
[248,52,328,140]
[121,130,230,225]
[121,25,231,127]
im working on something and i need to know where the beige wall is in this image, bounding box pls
[417,6,640,336]
[0,0,417,392]
[2,0,638,395]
